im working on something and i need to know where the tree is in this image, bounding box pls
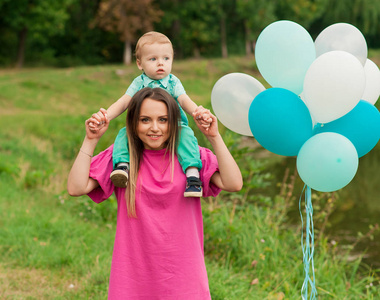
[0,0,72,68]
[175,0,221,58]
[311,0,380,42]
[216,0,237,58]
[236,0,276,56]
[94,0,163,65]
[149,0,183,56]
[51,0,107,65]
[276,0,328,30]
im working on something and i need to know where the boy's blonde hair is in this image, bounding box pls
[135,31,173,60]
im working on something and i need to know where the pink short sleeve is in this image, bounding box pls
[87,145,115,203]
[87,145,220,202]
[199,147,221,197]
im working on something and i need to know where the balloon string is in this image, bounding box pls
[299,185,317,299]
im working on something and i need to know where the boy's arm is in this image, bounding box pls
[177,94,198,116]
[178,94,212,128]
[106,93,132,121]
[88,94,132,131]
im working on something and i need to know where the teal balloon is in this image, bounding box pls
[248,88,313,156]
[255,20,316,95]
[297,133,359,192]
[313,100,380,157]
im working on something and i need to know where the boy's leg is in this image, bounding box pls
[112,127,130,167]
[111,127,130,188]
[177,125,203,197]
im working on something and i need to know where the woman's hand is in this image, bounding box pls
[192,106,219,139]
[88,108,109,133]
[86,108,109,140]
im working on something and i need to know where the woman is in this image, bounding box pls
[67,87,242,299]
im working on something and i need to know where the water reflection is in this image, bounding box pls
[268,143,380,269]
[335,145,380,268]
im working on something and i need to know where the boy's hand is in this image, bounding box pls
[85,108,109,139]
[88,108,109,133]
[193,106,219,137]
[193,106,212,131]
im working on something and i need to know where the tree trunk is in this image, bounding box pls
[171,19,182,58]
[220,15,228,58]
[171,0,183,59]
[16,27,27,68]
[244,21,252,56]
[193,46,201,59]
[123,39,132,65]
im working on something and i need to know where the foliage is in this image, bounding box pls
[96,0,162,40]
[236,0,277,47]
[94,0,164,64]
[1,0,380,67]
[0,0,72,35]
[0,58,379,298]
[50,0,119,67]
[310,0,380,47]
[202,133,380,299]
[0,0,73,67]
[202,196,380,299]
[276,0,329,29]
[165,0,222,58]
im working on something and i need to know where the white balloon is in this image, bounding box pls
[362,59,380,105]
[299,91,318,126]
[303,51,366,124]
[211,73,265,136]
[315,23,368,66]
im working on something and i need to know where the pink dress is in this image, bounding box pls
[88,145,221,300]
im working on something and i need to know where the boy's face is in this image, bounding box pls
[136,43,173,80]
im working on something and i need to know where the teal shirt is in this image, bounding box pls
[113,72,202,172]
[126,73,188,125]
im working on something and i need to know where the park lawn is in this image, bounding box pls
[0,56,379,299]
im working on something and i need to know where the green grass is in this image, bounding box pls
[0,56,379,299]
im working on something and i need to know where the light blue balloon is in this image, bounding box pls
[255,20,316,95]
[297,133,359,192]
[248,88,313,156]
[313,100,380,157]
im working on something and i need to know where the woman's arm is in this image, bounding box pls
[67,108,110,196]
[193,107,243,192]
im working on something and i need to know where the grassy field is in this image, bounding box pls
[0,55,379,299]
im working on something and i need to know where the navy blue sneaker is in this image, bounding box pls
[110,164,129,188]
[184,176,203,197]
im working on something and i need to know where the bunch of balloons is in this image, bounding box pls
[211,20,380,193]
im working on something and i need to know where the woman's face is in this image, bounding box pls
[137,98,170,150]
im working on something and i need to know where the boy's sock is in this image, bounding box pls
[184,168,202,197]
[110,162,130,188]
[115,162,129,169]
[185,167,200,179]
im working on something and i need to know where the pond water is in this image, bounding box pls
[266,142,380,270]
[332,144,380,269]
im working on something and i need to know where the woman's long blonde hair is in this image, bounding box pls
[125,87,181,218]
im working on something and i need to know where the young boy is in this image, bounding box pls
[89,31,211,197]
